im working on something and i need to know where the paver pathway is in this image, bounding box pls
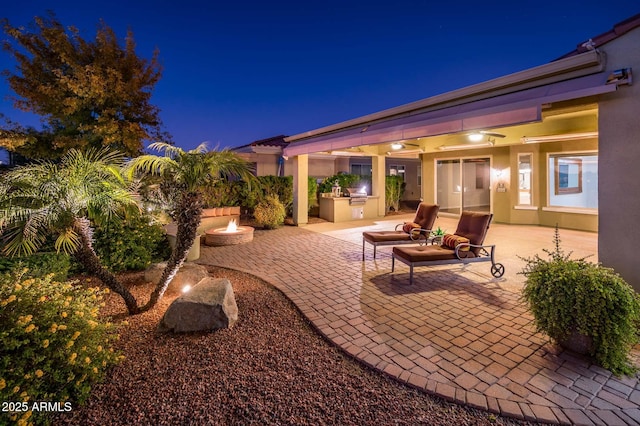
[197,225,640,425]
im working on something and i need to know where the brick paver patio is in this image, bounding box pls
[197,219,640,425]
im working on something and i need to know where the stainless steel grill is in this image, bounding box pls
[345,188,367,205]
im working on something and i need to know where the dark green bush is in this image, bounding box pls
[201,180,247,210]
[92,211,170,272]
[318,173,363,194]
[202,176,294,215]
[0,252,71,281]
[257,176,293,214]
[520,227,640,376]
[0,273,122,425]
[254,195,286,229]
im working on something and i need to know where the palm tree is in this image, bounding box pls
[127,142,252,311]
[0,148,142,314]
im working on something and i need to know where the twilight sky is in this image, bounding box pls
[1,1,639,155]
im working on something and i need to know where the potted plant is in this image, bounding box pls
[430,226,446,244]
[520,226,640,376]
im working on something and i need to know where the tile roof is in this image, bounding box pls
[234,134,289,150]
[557,13,640,59]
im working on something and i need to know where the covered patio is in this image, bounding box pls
[197,218,639,425]
[281,14,640,295]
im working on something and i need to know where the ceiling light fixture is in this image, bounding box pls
[520,131,598,144]
[468,133,484,142]
[438,141,494,151]
[390,142,404,150]
[467,131,506,142]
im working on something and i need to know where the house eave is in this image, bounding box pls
[285,50,604,144]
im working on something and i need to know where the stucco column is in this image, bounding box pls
[292,154,309,226]
[371,154,386,216]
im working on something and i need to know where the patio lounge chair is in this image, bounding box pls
[362,203,439,260]
[391,211,505,284]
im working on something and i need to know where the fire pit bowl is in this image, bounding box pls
[204,219,254,246]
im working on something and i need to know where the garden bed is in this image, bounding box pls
[54,268,529,425]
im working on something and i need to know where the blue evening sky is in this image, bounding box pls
[1,1,638,156]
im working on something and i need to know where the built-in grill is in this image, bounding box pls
[345,187,368,205]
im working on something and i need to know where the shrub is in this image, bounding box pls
[201,176,294,215]
[0,273,122,425]
[318,173,362,194]
[385,175,405,212]
[201,180,247,210]
[308,177,319,211]
[253,195,286,229]
[258,176,293,214]
[520,226,640,376]
[92,211,171,272]
[0,252,71,281]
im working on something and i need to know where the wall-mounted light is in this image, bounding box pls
[520,131,598,144]
[438,141,494,151]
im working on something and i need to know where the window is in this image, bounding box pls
[389,165,406,181]
[351,164,371,176]
[518,153,533,206]
[548,153,597,209]
[417,165,422,186]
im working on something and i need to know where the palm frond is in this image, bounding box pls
[0,147,135,257]
[54,228,82,255]
[148,142,184,158]
[189,142,209,154]
[125,154,177,179]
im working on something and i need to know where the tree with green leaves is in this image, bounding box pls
[1,13,166,159]
[0,148,143,314]
[128,142,253,309]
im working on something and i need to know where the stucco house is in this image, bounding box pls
[282,14,640,292]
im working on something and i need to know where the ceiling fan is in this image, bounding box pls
[390,142,419,150]
[466,130,506,142]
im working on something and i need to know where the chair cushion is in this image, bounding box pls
[441,234,470,251]
[202,208,218,217]
[363,231,412,243]
[393,245,477,262]
[413,203,439,230]
[454,212,492,255]
[402,222,421,234]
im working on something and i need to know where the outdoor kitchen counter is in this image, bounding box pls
[318,195,382,223]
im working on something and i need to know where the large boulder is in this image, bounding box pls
[144,262,209,294]
[158,277,238,333]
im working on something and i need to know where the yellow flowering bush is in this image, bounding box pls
[0,272,123,425]
[253,194,286,229]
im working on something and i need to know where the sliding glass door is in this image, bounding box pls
[436,157,491,215]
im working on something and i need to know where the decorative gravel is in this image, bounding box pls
[54,267,533,426]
